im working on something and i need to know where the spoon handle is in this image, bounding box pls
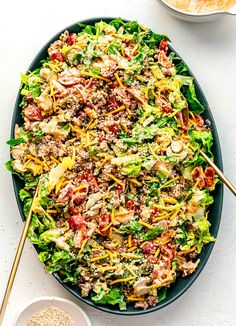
[200,150,236,196]
[0,182,40,325]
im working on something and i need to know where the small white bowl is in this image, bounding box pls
[158,0,236,22]
[15,296,92,326]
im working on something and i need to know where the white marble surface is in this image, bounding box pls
[0,0,236,325]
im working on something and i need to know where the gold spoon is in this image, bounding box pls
[0,182,40,325]
[200,149,236,196]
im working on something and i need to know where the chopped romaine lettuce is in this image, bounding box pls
[195,219,215,244]
[92,288,125,306]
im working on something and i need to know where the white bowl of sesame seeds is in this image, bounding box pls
[15,296,92,326]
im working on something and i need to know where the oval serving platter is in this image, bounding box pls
[10,18,223,315]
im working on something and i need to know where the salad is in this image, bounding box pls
[7,19,217,310]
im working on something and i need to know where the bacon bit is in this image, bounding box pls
[146,254,157,264]
[67,216,87,230]
[125,198,135,211]
[177,106,189,130]
[108,123,120,134]
[193,113,204,127]
[24,104,42,121]
[157,97,172,113]
[127,88,146,105]
[161,244,175,261]
[84,79,94,89]
[116,182,126,197]
[67,33,77,45]
[107,94,122,110]
[192,166,205,189]
[68,205,80,215]
[205,167,214,188]
[98,213,111,236]
[142,241,157,254]
[151,207,161,218]
[77,171,99,191]
[73,193,86,205]
[50,51,65,62]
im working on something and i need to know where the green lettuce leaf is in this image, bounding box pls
[120,161,142,177]
[141,226,163,240]
[158,287,167,302]
[176,75,205,114]
[189,130,213,154]
[195,219,215,244]
[19,189,31,201]
[38,251,51,263]
[6,138,26,147]
[118,220,143,235]
[92,288,124,306]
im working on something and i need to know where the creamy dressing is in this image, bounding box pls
[165,0,236,13]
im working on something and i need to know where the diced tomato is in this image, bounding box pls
[161,273,167,279]
[192,166,206,189]
[50,51,65,62]
[159,39,168,52]
[108,123,120,135]
[24,104,42,121]
[25,94,33,102]
[152,269,159,279]
[142,241,157,255]
[98,213,111,236]
[67,33,77,45]
[125,198,135,211]
[194,113,204,127]
[205,167,214,187]
[68,216,87,230]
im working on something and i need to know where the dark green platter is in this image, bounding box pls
[10,18,223,315]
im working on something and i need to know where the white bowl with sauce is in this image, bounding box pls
[158,0,236,22]
[15,296,92,326]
